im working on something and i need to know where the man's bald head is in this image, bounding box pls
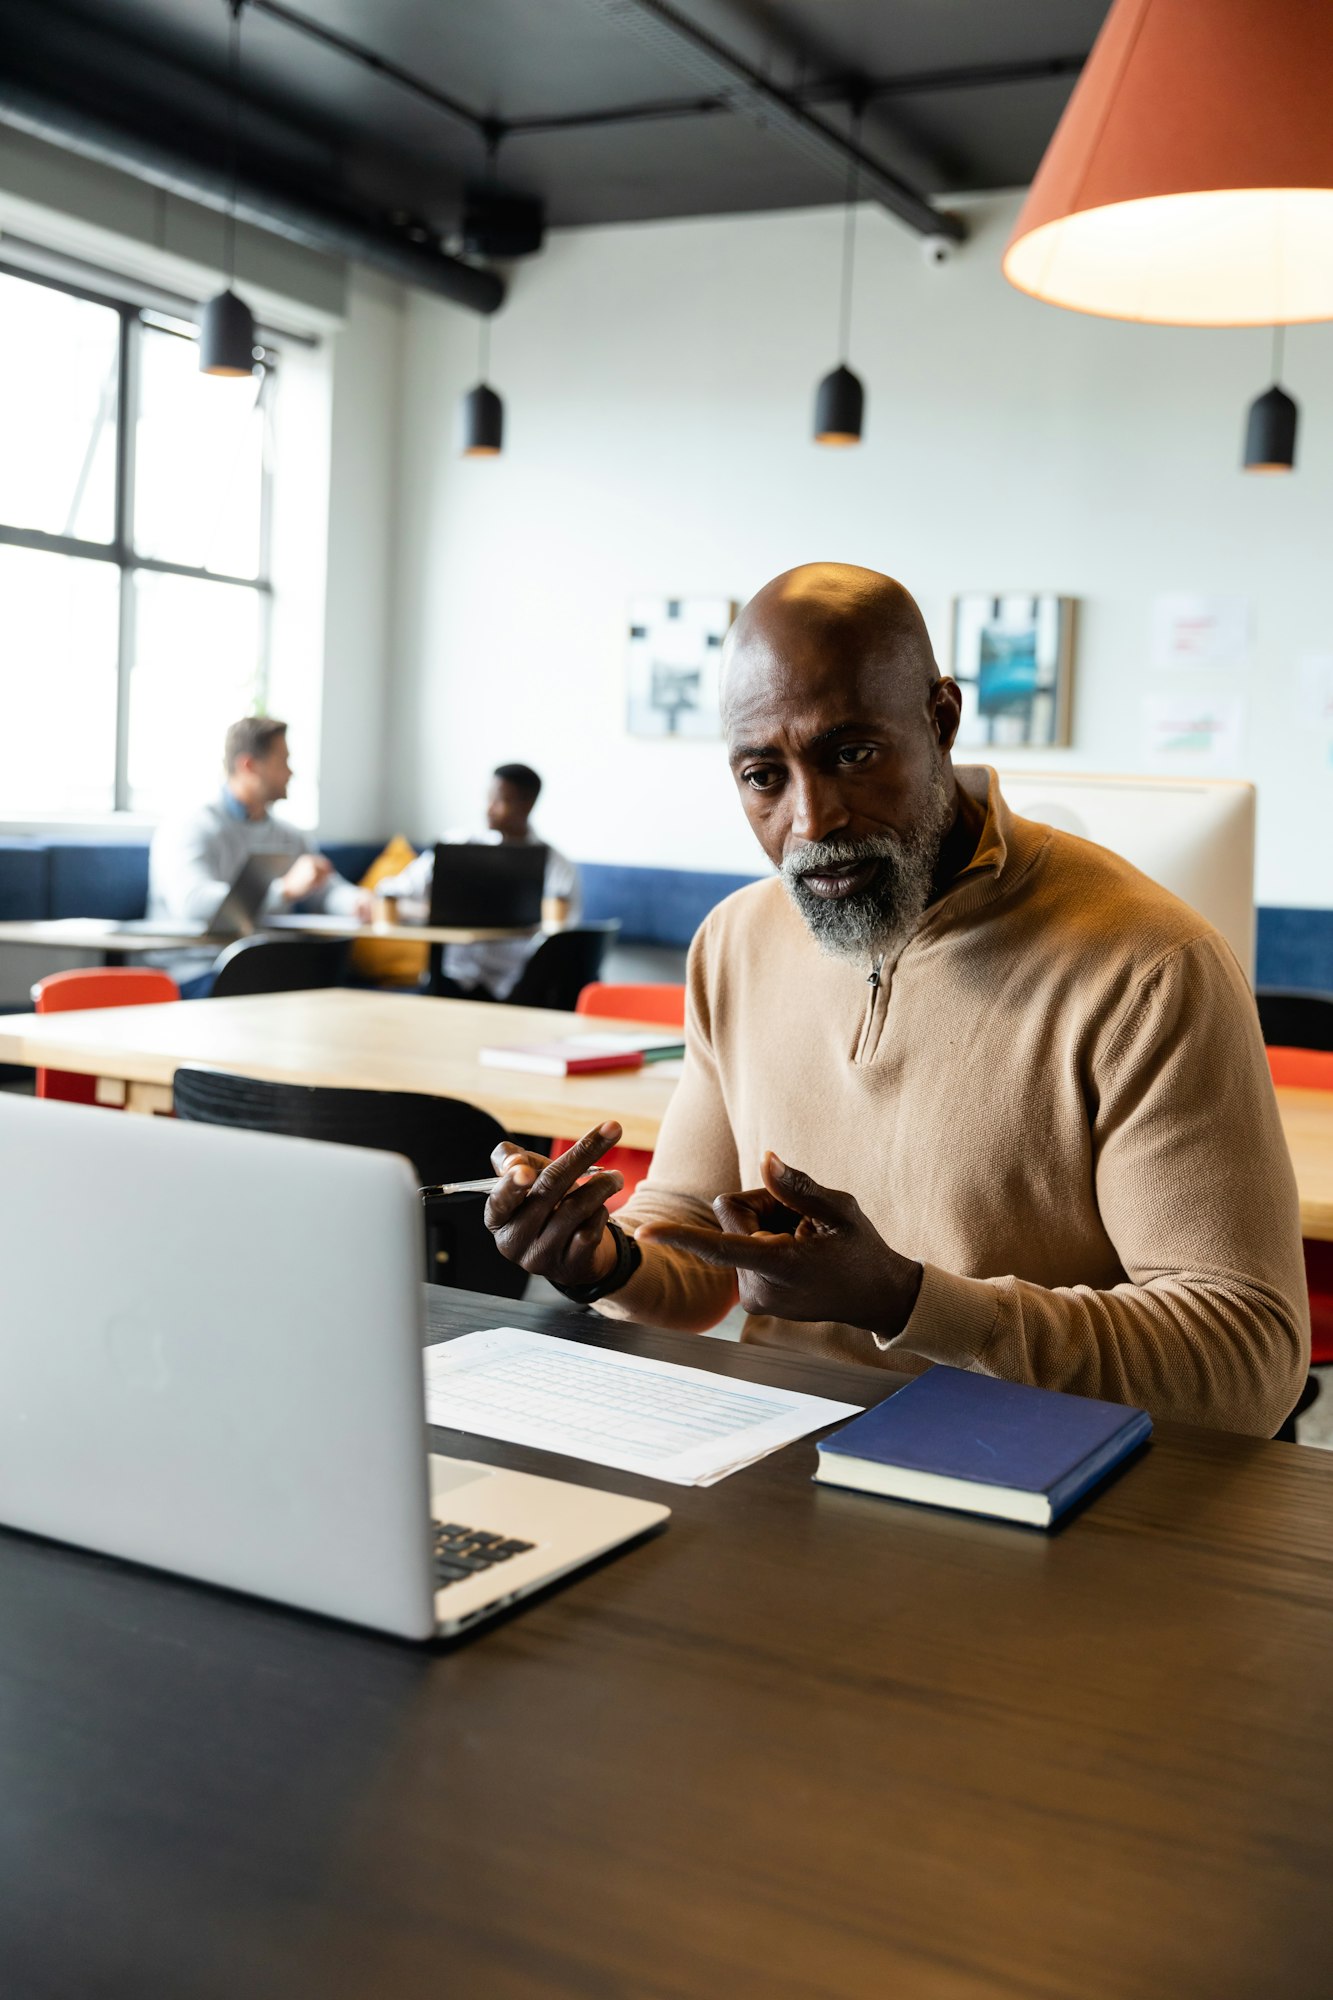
[722,563,938,726]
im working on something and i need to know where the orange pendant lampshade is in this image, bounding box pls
[1003,0,1333,325]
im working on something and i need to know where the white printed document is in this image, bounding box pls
[423,1327,864,1486]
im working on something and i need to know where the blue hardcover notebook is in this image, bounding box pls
[813,1368,1151,1527]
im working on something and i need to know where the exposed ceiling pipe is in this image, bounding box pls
[0,74,505,312]
[587,0,967,242]
[506,55,1088,137]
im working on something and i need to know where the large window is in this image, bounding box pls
[0,265,273,817]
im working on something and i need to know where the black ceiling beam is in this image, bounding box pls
[504,54,1089,138]
[239,1,1079,222]
[809,52,1088,107]
[507,92,726,138]
[584,0,965,239]
[0,74,504,312]
[249,0,490,142]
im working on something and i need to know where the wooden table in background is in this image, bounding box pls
[1,1284,1332,1997]
[0,987,1330,1239]
[1277,1086,1333,1243]
[0,916,538,952]
[0,989,678,1143]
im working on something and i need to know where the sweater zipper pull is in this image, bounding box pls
[866,953,885,989]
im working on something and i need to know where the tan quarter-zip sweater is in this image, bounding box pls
[596,768,1310,1436]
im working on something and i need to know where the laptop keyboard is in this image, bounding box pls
[433,1522,536,1589]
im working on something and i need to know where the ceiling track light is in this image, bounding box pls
[1243,326,1299,474]
[200,0,258,377]
[815,100,866,446]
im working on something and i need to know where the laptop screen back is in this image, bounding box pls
[429,843,547,928]
[210,851,292,936]
[0,1097,436,1638]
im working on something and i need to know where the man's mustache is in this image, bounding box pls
[784,835,901,882]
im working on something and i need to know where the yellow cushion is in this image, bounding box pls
[348,836,430,987]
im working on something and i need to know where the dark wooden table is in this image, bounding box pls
[2,1289,1332,1999]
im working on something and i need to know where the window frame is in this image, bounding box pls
[0,259,274,815]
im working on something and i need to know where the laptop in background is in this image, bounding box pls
[122,852,291,939]
[0,1097,667,1640]
[430,842,547,928]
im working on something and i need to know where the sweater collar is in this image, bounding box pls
[917,765,1045,934]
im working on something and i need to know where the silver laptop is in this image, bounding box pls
[121,852,292,940]
[0,1096,667,1639]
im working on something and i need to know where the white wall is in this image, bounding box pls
[312,270,405,837]
[388,193,1333,908]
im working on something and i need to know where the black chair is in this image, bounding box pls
[209,936,349,999]
[505,922,621,1012]
[1255,987,1333,1052]
[172,1067,527,1297]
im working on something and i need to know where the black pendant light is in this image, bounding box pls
[1243,326,1298,474]
[814,104,866,446]
[459,128,505,456]
[200,0,257,377]
[460,311,503,456]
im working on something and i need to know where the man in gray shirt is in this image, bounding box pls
[147,716,370,994]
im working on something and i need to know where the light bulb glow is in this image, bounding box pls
[1004,188,1333,327]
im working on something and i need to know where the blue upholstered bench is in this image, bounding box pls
[47,840,152,920]
[0,839,384,928]
[0,839,50,921]
[3,839,1330,988]
[580,862,763,949]
[584,861,1333,985]
[1257,908,1333,996]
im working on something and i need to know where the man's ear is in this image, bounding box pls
[930,676,963,755]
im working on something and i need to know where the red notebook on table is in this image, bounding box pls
[478,1033,685,1078]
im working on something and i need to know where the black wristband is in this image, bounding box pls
[552,1221,644,1307]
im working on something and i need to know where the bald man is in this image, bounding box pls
[484,564,1308,1435]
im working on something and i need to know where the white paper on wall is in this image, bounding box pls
[1297,653,1333,727]
[1142,693,1247,769]
[1150,593,1251,672]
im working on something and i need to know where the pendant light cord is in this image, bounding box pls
[837,102,863,363]
[477,121,500,384]
[224,0,245,285]
[1272,323,1285,386]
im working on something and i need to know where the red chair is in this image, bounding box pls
[550,981,687,1211]
[1266,1046,1333,1365]
[32,967,180,1106]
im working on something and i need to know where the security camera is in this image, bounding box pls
[921,234,954,267]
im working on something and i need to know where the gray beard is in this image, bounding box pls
[779,771,955,966]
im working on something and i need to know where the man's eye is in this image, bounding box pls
[743,767,781,791]
[835,745,874,766]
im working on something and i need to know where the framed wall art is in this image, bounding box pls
[950,594,1076,749]
[626,596,736,738]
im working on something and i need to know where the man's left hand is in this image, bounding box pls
[637,1153,923,1339]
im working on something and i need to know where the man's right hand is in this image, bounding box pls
[485,1122,626,1290]
[279,853,333,904]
